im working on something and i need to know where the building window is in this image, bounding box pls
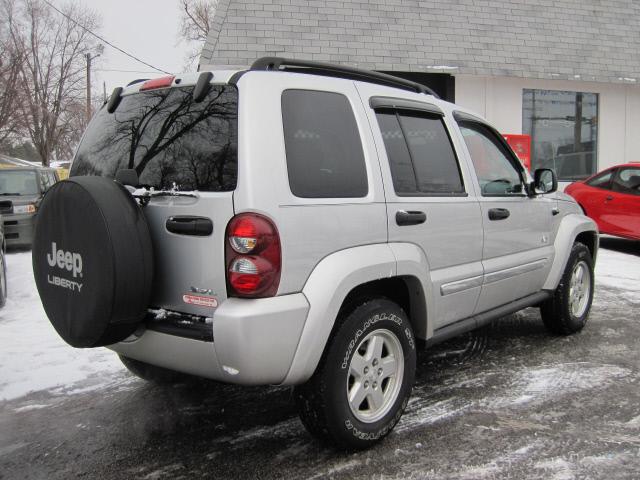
[522,89,598,181]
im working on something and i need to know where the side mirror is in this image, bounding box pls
[532,168,557,195]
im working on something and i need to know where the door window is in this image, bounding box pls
[39,172,51,191]
[375,109,464,195]
[459,123,525,196]
[585,170,614,189]
[612,167,640,195]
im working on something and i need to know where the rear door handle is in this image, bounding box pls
[488,208,510,221]
[605,195,614,201]
[396,210,427,226]
[166,216,213,236]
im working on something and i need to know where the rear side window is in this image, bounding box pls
[376,112,417,193]
[39,172,51,191]
[71,85,238,192]
[282,90,368,198]
[375,109,464,195]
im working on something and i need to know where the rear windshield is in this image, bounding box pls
[71,85,238,192]
[0,170,40,196]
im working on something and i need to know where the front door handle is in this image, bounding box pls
[488,208,510,221]
[166,216,213,236]
[605,195,614,201]
[396,210,427,226]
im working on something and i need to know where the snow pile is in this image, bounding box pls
[595,246,640,303]
[0,252,125,401]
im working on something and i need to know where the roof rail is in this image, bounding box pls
[250,57,440,98]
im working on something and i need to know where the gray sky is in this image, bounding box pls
[58,0,194,99]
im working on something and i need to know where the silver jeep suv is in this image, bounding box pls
[32,58,598,450]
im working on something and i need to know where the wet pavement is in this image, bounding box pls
[1,238,639,479]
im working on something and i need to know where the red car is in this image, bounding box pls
[565,163,640,240]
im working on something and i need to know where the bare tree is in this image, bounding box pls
[53,98,86,162]
[178,0,218,69]
[0,0,24,145]
[5,0,100,166]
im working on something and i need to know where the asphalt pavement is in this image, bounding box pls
[1,238,639,479]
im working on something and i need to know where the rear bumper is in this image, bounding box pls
[3,213,35,247]
[109,293,310,385]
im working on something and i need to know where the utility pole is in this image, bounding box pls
[85,51,101,124]
[85,52,92,123]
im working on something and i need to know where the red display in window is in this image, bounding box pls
[503,134,531,171]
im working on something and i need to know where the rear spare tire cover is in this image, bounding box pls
[32,176,153,348]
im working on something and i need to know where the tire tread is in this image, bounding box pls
[541,242,593,335]
[295,298,415,450]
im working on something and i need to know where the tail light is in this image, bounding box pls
[225,213,281,298]
[140,76,175,91]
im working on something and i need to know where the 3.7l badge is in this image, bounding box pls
[183,294,218,308]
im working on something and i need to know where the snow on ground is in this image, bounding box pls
[594,245,640,303]
[0,240,638,403]
[0,251,126,401]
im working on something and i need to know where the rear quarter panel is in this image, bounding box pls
[233,72,388,294]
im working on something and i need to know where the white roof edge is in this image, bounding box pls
[120,69,244,95]
[200,64,248,71]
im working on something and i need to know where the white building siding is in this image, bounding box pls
[456,75,640,172]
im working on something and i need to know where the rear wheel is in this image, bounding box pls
[541,242,594,335]
[295,298,416,450]
[119,355,187,384]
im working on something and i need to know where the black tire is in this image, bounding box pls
[0,248,7,308]
[32,176,154,348]
[119,355,187,384]
[295,298,416,450]
[541,242,594,335]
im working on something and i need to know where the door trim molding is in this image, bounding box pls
[440,275,483,296]
[440,258,549,296]
[483,258,548,285]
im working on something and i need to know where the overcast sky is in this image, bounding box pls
[56,0,194,99]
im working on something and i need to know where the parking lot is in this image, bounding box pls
[1,237,639,479]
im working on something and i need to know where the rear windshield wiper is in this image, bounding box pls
[0,192,21,196]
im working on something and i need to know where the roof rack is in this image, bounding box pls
[126,78,149,87]
[250,57,440,98]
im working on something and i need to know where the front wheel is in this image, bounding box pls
[295,298,416,450]
[541,242,594,335]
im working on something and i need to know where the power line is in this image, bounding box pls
[43,0,172,75]
[96,69,160,74]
